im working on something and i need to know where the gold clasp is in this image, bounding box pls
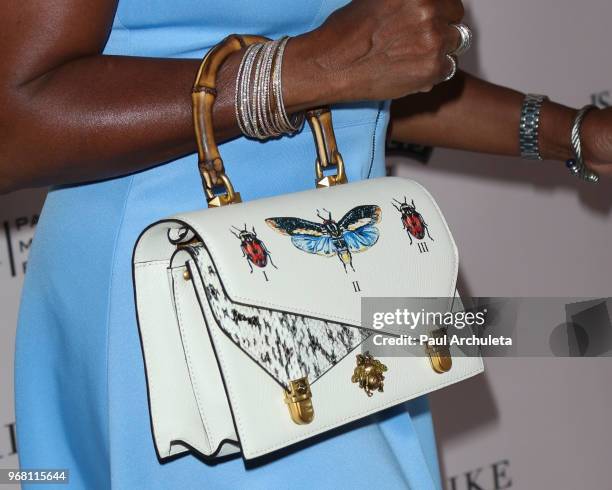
[206,173,242,207]
[315,153,347,188]
[307,108,348,188]
[426,328,453,373]
[351,351,388,397]
[284,377,314,425]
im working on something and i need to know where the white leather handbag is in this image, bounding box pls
[132,35,484,461]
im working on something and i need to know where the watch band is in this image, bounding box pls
[519,94,549,160]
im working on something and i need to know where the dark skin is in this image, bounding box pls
[1,0,611,194]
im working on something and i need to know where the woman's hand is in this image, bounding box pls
[285,0,465,106]
[582,108,612,178]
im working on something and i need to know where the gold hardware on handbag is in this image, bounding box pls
[351,352,388,397]
[306,107,347,188]
[284,377,314,425]
[192,35,347,208]
[426,328,453,374]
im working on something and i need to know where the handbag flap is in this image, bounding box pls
[148,177,459,327]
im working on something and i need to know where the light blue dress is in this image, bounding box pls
[14,1,442,488]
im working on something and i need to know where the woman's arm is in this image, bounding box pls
[390,71,612,176]
[0,0,463,193]
[1,0,201,191]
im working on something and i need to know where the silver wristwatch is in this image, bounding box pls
[519,94,549,160]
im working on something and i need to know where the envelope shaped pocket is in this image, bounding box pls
[187,243,371,390]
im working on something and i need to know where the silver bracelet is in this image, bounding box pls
[271,37,304,134]
[235,43,264,138]
[235,37,304,140]
[235,43,259,137]
[519,94,549,160]
[252,41,269,139]
[566,105,600,184]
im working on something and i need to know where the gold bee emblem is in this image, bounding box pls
[351,351,388,397]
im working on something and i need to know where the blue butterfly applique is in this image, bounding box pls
[265,205,382,272]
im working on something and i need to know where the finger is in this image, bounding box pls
[441,0,465,24]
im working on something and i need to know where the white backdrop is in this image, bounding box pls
[1,1,611,488]
[392,1,612,488]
